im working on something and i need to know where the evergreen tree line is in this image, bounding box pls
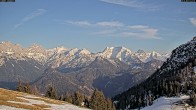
[45,86,116,110]
[16,80,115,110]
[16,79,39,95]
[113,58,196,109]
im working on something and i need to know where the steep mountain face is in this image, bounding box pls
[92,64,158,97]
[33,57,130,96]
[47,48,92,68]
[46,46,168,72]
[135,49,169,63]
[97,46,168,64]
[90,57,164,97]
[0,42,46,89]
[0,41,168,97]
[113,37,196,109]
[0,42,48,63]
[32,56,163,97]
[26,44,48,64]
[32,68,93,96]
[97,46,137,63]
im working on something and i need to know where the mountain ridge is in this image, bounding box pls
[113,37,196,109]
[0,41,169,64]
[0,41,169,97]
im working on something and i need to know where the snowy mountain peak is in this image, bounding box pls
[101,46,132,57]
[96,46,134,63]
[28,44,45,51]
[0,41,18,49]
[151,51,161,57]
[0,41,12,45]
[97,46,169,63]
[54,46,67,53]
[46,46,67,58]
[65,48,79,56]
[0,41,24,55]
[103,46,131,52]
[78,48,91,55]
[30,43,42,48]
[136,49,146,54]
[0,41,170,66]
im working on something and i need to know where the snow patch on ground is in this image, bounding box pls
[3,94,89,110]
[0,105,27,110]
[23,94,40,99]
[141,95,190,110]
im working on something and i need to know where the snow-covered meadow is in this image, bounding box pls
[141,95,192,110]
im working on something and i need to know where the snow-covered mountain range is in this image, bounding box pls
[0,41,169,67]
[0,41,169,97]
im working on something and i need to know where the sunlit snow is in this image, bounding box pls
[1,94,89,110]
[141,95,190,110]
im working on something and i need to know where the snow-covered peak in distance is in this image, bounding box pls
[98,46,132,60]
[135,49,149,62]
[136,50,169,63]
[143,51,167,62]
[47,46,67,54]
[0,41,12,45]
[97,46,169,63]
[64,48,91,57]
[26,44,48,63]
[27,43,46,53]
[78,48,91,55]
[151,51,161,57]
[136,49,146,54]
[56,46,67,53]
[0,41,25,55]
[0,41,170,66]
[29,43,43,48]
[64,48,79,56]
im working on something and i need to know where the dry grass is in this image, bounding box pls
[0,100,50,110]
[0,88,51,110]
[0,88,28,102]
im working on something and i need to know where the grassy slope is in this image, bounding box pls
[0,88,88,110]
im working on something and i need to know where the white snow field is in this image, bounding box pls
[141,95,193,110]
[0,105,27,110]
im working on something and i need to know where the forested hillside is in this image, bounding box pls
[113,37,196,109]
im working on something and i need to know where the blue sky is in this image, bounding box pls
[0,0,195,53]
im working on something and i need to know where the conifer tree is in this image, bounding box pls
[84,96,90,108]
[190,92,196,106]
[64,92,73,103]
[24,81,31,93]
[45,86,57,99]
[59,94,64,101]
[90,89,107,110]
[31,85,40,95]
[16,79,23,92]
[73,91,84,106]
[106,98,116,110]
